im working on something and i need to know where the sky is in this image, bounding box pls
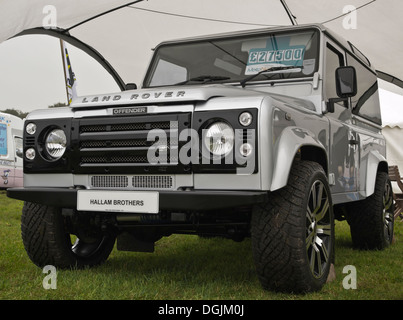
[0,35,120,111]
[0,0,402,121]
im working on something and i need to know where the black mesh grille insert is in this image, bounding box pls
[72,113,191,174]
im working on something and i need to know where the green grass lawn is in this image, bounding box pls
[0,190,402,300]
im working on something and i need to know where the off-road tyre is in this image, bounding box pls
[251,160,334,293]
[21,202,116,269]
[346,171,394,250]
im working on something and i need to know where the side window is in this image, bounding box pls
[0,123,7,156]
[325,44,345,106]
[347,53,381,125]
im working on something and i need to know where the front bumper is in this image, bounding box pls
[7,187,267,211]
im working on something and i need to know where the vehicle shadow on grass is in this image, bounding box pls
[103,235,258,286]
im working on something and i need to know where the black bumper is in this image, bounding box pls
[7,187,267,211]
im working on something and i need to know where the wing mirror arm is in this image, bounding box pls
[326,97,348,113]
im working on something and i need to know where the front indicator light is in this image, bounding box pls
[240,143,253,157]
[25,148,36,160]
[239,112,252,127]
[26,123,37,135]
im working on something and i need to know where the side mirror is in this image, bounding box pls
[326,66,357,113]
[16,148,23,158]
[335,66,357,98]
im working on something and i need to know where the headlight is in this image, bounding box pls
[45,129,67,159]
[203,122,234,157]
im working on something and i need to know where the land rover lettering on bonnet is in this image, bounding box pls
[8,24,394,293]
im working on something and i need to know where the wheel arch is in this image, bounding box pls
[364,150,388,197]
[270,127,328,191]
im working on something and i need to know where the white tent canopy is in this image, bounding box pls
[1,0,403,87]
[0,0,294,88]
[288,0,403,85]
[379,85,403,188]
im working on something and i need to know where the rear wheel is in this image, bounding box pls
[21,202,116,268]
[346,171,394,250]
[251,161,334,293]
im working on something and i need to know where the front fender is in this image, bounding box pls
[270,126,327,191]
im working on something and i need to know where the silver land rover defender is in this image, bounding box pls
[8,24,394,293]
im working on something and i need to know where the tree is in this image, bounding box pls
[0,108,28,119]
[48,102,67,108]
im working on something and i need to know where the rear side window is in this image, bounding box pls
[347,53,381,125]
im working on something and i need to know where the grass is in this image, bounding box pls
[0,190,402,300]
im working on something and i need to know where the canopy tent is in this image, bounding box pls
[0,0,294,89]
[287,0,403,87]
[1,0,403,88]
[379,87,403,192]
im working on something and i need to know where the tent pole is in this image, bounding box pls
[65,0,145,32]
[280,0,297,25]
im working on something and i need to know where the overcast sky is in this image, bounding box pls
[0,35,120,111]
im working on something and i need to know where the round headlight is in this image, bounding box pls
[239,112,252,127]
[45,129,67,159]
[204,122,234,157]
[26,123,37,135]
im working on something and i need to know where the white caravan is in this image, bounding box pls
[0,112,23,188]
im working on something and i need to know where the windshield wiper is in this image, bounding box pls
[175,75,230,85]
[240,66,302,88]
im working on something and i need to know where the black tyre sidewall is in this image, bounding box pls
[348,171,394,250]
[251,161,334,293]
[21,202,115,269]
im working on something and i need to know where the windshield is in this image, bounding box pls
[143,29,319,88]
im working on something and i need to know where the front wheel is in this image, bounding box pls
[21,202,116,269]
[251,161,334,293]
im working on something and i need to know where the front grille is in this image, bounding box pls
[71,113,191,174]
[133,175,173,189]
[91,175,129,188]
[81,139,147,148]
[90,175,173,189]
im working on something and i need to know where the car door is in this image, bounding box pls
[324,41,359,199]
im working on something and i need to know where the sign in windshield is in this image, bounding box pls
[144,29,319,87]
